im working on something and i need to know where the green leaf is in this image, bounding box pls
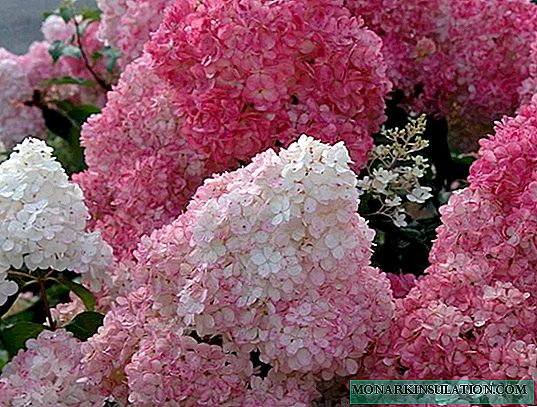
[58,278,95,312]
[91,51,103,62]
[43,76,96,87]
[103,47,121,73]
[0,322,45,357]
[59,5,73,22]
[49,41,65,64]
[80,7,102,22]
[63,45,82,59]
[65,312,104,341]
[67,105,101,125]
[0,349,9,371]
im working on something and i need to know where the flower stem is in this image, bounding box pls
[73,15,112,92]
[38,278,56,330]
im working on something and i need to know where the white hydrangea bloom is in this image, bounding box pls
[0,271,18,306]
[0,139,112,288]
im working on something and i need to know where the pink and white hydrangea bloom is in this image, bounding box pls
[0,330,106,407]
[132,135,394,376]
[80,136,395,403]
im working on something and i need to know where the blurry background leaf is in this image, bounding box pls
[44,76,96,87]
[79,6,101,22]
[49,40,66,63]
[62,45,82,59]
[102,47,120,73]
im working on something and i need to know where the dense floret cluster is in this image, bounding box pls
[347,0,537,129]
[74,55,209,260]
[78,0,392,259]
[148,0,391,168]
[0,330,105,407]
[0,139,112,289]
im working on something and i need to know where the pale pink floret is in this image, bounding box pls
[0,330,105,406]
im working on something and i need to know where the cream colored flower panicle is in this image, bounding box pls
[0,138,112,288]
[357,114,432,227]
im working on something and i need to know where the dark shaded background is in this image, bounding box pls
[0,0,96,54]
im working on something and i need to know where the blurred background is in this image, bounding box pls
[0,0,96,54]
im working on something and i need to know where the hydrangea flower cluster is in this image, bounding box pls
[0,49,46,148]
[96,0,173,67]
[79,136,394,404]
[364,96,537,383]
[41,14,76,43]
[78,0,392,260]
[347,0,537,135]
[148,0,391,169]
[357,114,432,227]
[0,329,105,407]
[136,135,394,374]
[74,55,209,261]
[0,139,113,289]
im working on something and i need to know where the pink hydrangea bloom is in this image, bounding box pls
[96,0,173,67]
[41,15,76,43]
[148,0,391,169]
[125,330,253,405]
[430,97,537,290]
[80,287,155,402]
[347,0,537,130]
[364,97,537,384]
[0,49,45,148]
[74,55,209,260]
[0,329,105,406]
[79,0,391,261]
